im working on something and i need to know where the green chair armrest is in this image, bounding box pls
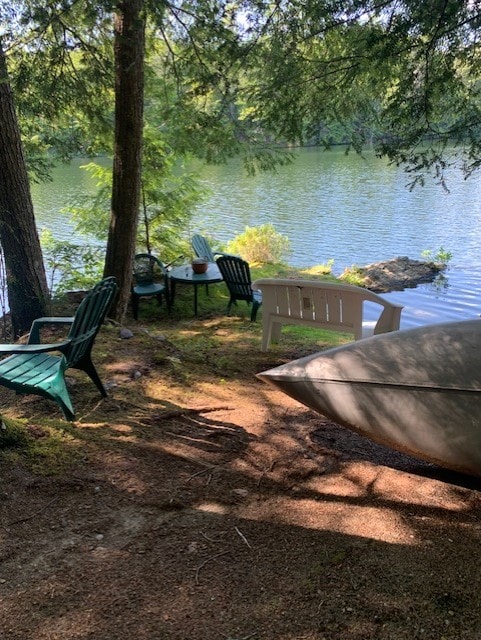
[28,317,74,344]
[0,340,72,355]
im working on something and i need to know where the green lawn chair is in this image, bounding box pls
[216,255,262,321]
[0,276,117,421]
[192,234,235,295]
[191,234,233,262]
[132,253,172,320]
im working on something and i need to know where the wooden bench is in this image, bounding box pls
[251,278,403,352]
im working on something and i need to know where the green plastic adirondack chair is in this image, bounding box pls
[191,234,217,262]
[192,234,235,294]
[216,255,262,321]
[0,276,117,421]
[191,234,233,262]
[132,253,171,319]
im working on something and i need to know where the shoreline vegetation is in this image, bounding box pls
[0,252,444,343]
[224,225,445,294]
[340,256,443,292]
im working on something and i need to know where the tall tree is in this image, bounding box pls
[0,37,49,337]
[103,0,146,321]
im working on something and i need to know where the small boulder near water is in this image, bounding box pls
[344,256,443,293]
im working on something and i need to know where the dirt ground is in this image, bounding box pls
[1,315,481,640]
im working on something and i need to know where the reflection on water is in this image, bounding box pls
[429,272,450,293]
[383,268,481,329]
[31,157,110,242]
[194,147,481,274]
[31,150,481,328]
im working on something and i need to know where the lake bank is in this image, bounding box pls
[30,149,481,329]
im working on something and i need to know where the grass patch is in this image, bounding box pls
[338,264,366,286]
[0,416,29,449]
[272,323,354,348]
[132,261,348,358]
[0,415,83,475]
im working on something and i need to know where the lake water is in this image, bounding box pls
[31,148,481,329]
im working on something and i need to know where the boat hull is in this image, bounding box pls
[258,319,481,477]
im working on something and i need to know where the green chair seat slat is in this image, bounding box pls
[133,283,165,296]
[0,353,63,386]
[0,353,55,377]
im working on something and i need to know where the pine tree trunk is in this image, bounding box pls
[103,0,145,322]
[0,38,49,338]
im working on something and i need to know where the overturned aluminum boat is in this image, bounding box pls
[258,319,481,477]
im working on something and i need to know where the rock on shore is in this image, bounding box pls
[342,256,443,293]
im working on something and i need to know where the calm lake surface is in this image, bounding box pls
[31,148,481,329]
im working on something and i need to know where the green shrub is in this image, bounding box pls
[421,247,453,267]
[226,224,290,264]
[339,265,366,287]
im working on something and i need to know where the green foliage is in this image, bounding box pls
[339,265,366,287]
[138,125,208,259]
[67,162,111,240]
[7,3,114,175]
[41,230,104,297]
[238,1,481,183]
[4,0,481,306]
[302,260,335,276]
[69,145,206,265]
[421,247,453,266]
[226,224,291,264]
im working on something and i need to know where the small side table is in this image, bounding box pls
[169,263,223,316]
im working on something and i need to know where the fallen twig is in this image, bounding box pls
[195,550,230,585]
[200,531,227,543]
[235,526,252,549]
[152,406,233,421]
[185,468,211,483]
[257,459,278,487]
[6,496,58,526]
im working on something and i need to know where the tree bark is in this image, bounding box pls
[103,0,145,322]
[0,38,49,338]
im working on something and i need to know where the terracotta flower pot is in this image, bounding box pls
[191,258,208,274]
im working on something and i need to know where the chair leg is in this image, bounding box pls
[132,294,139,320]
[48,372,76,420]
[226,297,237,316]
[165,288,173,314]
[56,395,76,421]
[251,301,261,322]
[77,357,108,397]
